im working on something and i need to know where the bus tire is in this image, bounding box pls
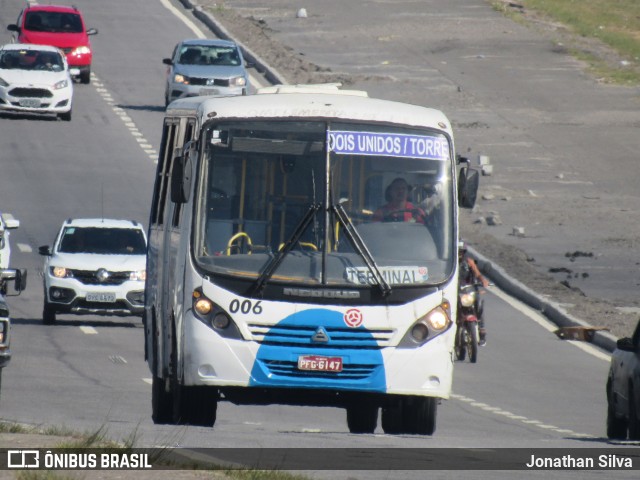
[151,375,173,424]
[408,397,437,435]
[175,386,218,427]
[381,402,404,434]
[346,402,378,434]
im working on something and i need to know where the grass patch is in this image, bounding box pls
[491,0,640,84]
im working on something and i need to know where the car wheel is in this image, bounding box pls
[43,302,56,325]
[58,110,71,122]
[80,69,91,84]
[629,387,640,440]
[606,385,628,439]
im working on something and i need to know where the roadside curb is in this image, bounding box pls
[469,246,617,353]
[176,0,617,354]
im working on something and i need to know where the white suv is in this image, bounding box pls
[38,218,147,325]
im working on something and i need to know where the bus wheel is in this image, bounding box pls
[381,402,404,434]
[174,386,218,427]
[406,396,437,435]
[151,376,173,424]
[346,402,378,434]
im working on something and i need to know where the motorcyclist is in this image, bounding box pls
[458,242,490,345]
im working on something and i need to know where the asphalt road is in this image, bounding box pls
[0,1,639,479]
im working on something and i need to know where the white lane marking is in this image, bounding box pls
[142,378,152,385]
[80,326,98,335]
[159,0,207,38]
[109,355,128,364]
[451,393,594,439]
[17,243,32,253]
[487,286,611,362]
[91,73,159,163]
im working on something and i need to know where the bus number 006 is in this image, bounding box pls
[229,299,263,315]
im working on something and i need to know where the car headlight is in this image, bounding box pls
[230,76,246,87]
[0,77,8,87]
[173,73,189,85]
[129,270,146,281]
[54,79,68,90]
[460,292,476,307]
[51,266,71,278]
[72,46,91,55]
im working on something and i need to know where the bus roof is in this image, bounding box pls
[166,85,452,133]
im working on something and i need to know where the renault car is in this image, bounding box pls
[39,219,147,324]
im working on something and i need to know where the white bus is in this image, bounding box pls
[145,84,478,435]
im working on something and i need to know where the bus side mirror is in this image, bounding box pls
[1,268,27,295]
[458,166,479,209]
[16,268,27,292]
[170,155,192,204]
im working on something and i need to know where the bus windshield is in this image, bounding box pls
[193,120,455,290]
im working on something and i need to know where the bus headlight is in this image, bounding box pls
[192,289,241,339]
[193,290,213,316]
[400,303,452,347]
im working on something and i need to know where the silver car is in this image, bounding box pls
[163,39,250,106]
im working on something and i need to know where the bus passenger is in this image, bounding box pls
[373,178,427,224]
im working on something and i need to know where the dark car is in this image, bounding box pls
[606,318,640,440]
[7,4,98,84]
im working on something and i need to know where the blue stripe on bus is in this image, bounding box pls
[249,308,386,392]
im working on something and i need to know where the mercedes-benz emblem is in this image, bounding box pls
[96,268,110,282]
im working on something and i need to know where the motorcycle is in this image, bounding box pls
[454,281,485,363]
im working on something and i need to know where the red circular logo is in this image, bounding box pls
[344,308,363,328]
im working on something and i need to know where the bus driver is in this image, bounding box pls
[373,177,427,224]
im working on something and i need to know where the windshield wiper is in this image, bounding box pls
[249,203,321,297]
[331,203,391,297]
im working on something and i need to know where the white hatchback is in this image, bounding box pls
[38,218,147,324]
[0,43,73,121]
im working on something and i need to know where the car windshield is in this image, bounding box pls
[24,11,83,33]
[177,44,241,66]
[193,120,455,290]
[0,50,64,72]
[58,227,146,255]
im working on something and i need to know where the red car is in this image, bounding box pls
[7,4,97,84]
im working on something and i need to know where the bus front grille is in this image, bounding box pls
[248,323,394,349]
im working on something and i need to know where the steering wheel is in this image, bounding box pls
[226,232,252,255]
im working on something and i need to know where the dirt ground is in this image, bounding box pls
[200,2,638,340]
